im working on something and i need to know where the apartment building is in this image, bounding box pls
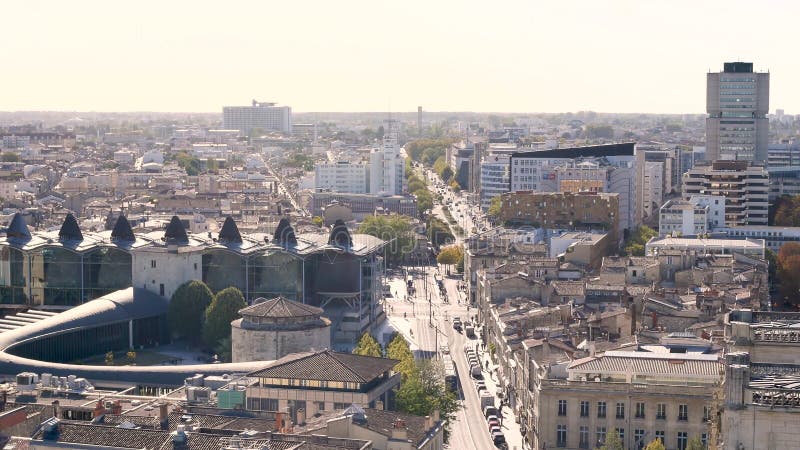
[223,100,292,136]
[498,191,620,239]
[682,161,769,226]
[315,161,369,194]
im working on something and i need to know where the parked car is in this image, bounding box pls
[483,406,498,418]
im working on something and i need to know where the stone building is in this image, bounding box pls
[231,296,331,363]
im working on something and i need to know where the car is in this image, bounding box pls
[476,384,487,393]
[489,425,502,434]
[488,418,500,428]
[483,406,499,418]
[486,414,498,422]
[492,433,506,446]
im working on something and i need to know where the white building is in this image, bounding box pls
[659,199,710,237]
[368,123,404,196]
[479,145,516,210]
[223,100,292,136]
[645,236,765,258]
[682,161,769,226]
[315,161,369,194]
[510,143,640,232]
[706,62,769,162]
[643,161,665,221]
[715,225,800,252]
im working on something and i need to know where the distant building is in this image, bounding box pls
[369,122,404,196]
[645,235,765,258]
[223,100,292,136]
[706,62,769,162]
[310,192,417,219]
[715,225,800,252]
[499,191,620,240]
[768,166,800,201]
[659,199,710,237]
[315,161,369,194]
[510,143,641,233]
[682,161,769,226]
[768,141,800,168]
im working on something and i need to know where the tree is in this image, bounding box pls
[215,336,233,362]
[203,287,247,347]
[0,153,19,162]
[586,124,615,139]
[428,217,454,248]
[437,245,463,273]
[408,178,426,194]
[415,190,433,215]
[600,429,623,450]
[777,242,800,304]
[773,195,800,226]
[686,436,705,450]
[386,333,415,379]
[623,225,658,256]
[644,438,665,450]
[353,332,382,357]
[168,280,214,342]
[105,351,114,365]
[395,359,460,441]
[487,195,503,219]
[359,215,414,265]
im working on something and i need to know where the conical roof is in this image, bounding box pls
[328,219,352,247]
[218,216,242,244]
[164,216,188,244]
[111,214,135,242]
[272,218,297,246]
[58,213,83,241]
[6,213,31,240]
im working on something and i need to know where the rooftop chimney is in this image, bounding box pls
[159,403,169,428]
[391,418,408,441]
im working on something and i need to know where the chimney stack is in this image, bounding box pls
[391,418,408,441]
[159,403,169,428]
[51,400,60,420]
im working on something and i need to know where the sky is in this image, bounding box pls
[2,0,799,114]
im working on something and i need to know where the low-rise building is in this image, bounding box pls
[645,236,765,259]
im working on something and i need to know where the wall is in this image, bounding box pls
[231,324,330,363]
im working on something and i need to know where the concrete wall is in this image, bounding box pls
[132,248,203,300]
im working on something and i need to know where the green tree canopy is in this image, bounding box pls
[386,333,415,379]
[437,245,463,266]
[353,332,382,357]
[428,217,454,248]
[487,195,503,219]
[415,190,433,215]
[624,225,658,256]
[773,195,800,226]
[168,280,214,342]
[202,286,247,347]
[358,215,414,265]
[0,153,19,163]
[395,359,459,441]
[599,429,623,450]
[644,438,665,450]
[686,436,705,450]
[777,242,800,304]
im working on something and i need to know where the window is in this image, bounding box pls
[556,425,567,447]
[579,426,589,449]
[655,430,665,444]
[634,429,646,449]
[557,400,567,416]
[677,431,688,450]
[656,403,666,420]
[702,433,708,447]
[159,284,165,297]
[703,405,711,422]
[616,402,625,419]
[678,404,688,421]
[316,401,325,412]
[616,428,625,442]
[635,402,645,419]
[596,427,607,445]
[151,260,156,268]
[580,400,590,417]
[597,401,607,418]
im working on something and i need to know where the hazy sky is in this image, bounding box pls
[3,0,799,114]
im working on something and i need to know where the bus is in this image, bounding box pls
[442,354,458,393]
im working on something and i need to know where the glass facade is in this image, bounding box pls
[83,247,132,301]
[248,251,302,300]
[0,247,27,304]
[203,249,246,294]
[31,247,83,306]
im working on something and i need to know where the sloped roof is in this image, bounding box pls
[6,213,31,240]
[218,216,243,244]
[240,297,323,319]
[58,213,84,241]
[568,351,722,378]
[328,219,352,247]
[110,214,135,242]
[273,218,297,246]
[248,350,397,383]
[164,215,188,244]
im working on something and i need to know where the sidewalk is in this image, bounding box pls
[476,341,526,450]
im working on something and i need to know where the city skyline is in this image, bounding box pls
[3,0,800,114]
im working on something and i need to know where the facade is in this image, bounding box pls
[715,225,800,252]
[315,161,369,194]
[706,62,769,162]
[231,296,332,362]
[768,141,800,168]
[246,350,400,422]
[768,167,800,201]
[479,151,511,210]
[222,100,292,136]
[310,192,417,219]
[645,236,765,259]
[499,191,621,240]
[682,161,769,226]
[642,161,665,222]
[721,310,800,450]
[369,125,404,196]
[321,406,444,450]
[536,349,721,450]
[509,143,640,233]
[659,199,710,237]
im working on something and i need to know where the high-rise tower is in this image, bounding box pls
[706,62,769,162]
